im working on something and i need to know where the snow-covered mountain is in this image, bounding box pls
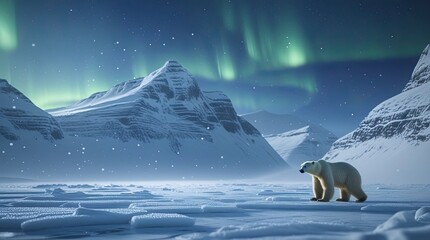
[14,60,286,180]
[265,126,337,167]
[324,45,430,183]
[50,61,263,152]
[242,111,337,167]
[0,79,63,142]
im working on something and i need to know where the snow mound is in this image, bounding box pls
[60,200,139,208]
[44,188,90,199]
[202,191,225,195]
[360,203,418,213]
[129,202,189,208]
[33,184,67,189]
[415,206,430,223]
[265,196,302,201]
[138,206,203,214]
[130,213,195,228]
[11,201,66,207]
[256,189,289,196]
[378,225,430,240]
[237,202,363,212]
[0,207,74,229]
[374,209,425,232]
[201,205,243,213]
[21,215,102,231]
[131,190,157,196]
[21,207,147,231]
[208,222,354,239]
[92,187,130,192]
[67,184,95,188]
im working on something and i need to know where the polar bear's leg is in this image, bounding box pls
[319,186,334,202]
[311,176,323,201]
[336,188,351,202]
[318,174,334,202]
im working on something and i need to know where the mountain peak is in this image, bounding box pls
[158,60,187,75]
[162,60,183,68]
[404,44,430,92]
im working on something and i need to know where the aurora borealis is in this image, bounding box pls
[1,0,430,135]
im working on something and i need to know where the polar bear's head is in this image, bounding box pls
[299,161,321,175]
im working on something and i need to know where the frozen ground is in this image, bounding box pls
[0,182,429,239]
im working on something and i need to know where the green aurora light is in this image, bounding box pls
[0,0,17,52]
[1,0,429,111]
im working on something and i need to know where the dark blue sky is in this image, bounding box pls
[0,0,429,135]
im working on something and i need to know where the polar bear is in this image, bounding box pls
[299,160,367,202]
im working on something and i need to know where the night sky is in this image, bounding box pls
[1,0,430,136]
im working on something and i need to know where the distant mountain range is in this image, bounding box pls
[2,43,429,183]
[324,44,430,183]
[242,111,337,167]
[242,110,323,135]
[0,61,287,181]
[265,126,337,167]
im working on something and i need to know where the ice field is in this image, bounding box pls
[0,182,429,239]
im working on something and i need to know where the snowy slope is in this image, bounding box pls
[0,60,286,180]
[0,79,63,142]
[265,126,337,167]
[324,44,430,183]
